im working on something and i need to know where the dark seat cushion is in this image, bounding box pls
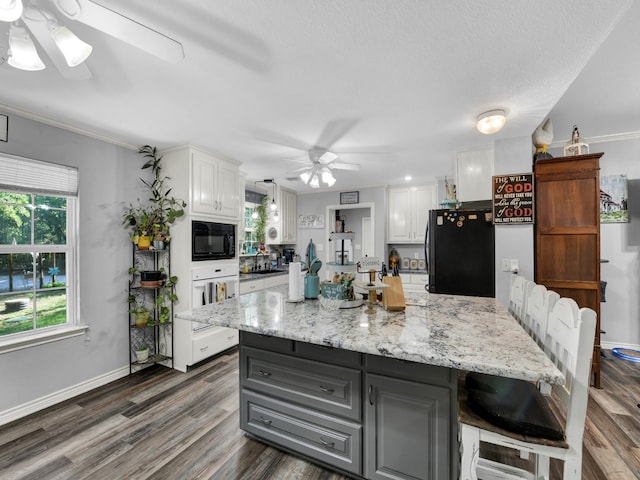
[465,371,529,395]
[465,374,565,441]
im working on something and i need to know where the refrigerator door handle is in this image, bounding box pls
[424,219,429,271]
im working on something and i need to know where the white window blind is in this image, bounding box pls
[0,153,78,197]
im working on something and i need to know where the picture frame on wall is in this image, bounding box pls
[0,114,7,142]
[340,191,359,204]
[600,174,628,223]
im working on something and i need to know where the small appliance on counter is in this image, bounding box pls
[283,248,295,264]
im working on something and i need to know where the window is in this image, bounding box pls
[242,190,265,255]
[242,201,260,254]
[0,154,78,341]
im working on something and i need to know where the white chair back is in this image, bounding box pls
[508,275,533,326]
[545,297,597,450]
[524,284,560,348]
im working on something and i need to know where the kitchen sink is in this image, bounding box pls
[248,269,288,275]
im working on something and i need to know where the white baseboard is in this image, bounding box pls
[0,365,130,427]
[601,340,640,351]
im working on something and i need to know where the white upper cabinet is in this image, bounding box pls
[162,145,240,221]
[455,146,494,202]
[266,185,297,245]
[387,184,436,244]
[191,150,240,218]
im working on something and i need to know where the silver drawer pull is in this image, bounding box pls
[258,370,272,377]
[259,416,272,426]
[319,386,334,395]
[320,437,335,448]
[200,346,209,352]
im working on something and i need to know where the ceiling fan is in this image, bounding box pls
[291,148,360,188]
[255,119,365,189]
[1,0,183,79]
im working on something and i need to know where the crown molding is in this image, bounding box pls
[549,130,640,148]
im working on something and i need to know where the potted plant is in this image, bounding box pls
[122,145,186,248]
[129,304,151,326]
[154,268,178,323]
[135,344,150,363]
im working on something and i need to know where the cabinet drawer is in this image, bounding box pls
[365,354,453,387]
[264,275,288,289]
[192,327,238,363]
[295,341,362,368]
[239,280,263,294]
[242,390,362,476]
[242,346,361,421]
[241,331,293,354]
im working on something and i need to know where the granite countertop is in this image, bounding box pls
[176,285,563,385]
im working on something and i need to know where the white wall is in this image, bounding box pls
[0,111,140,418]
[296,187,386,266]
[493,136,535,306]
[548,138,640,349]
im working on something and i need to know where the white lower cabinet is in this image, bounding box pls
[239,331,456,480]
[239,274,288,295]
[400,272,429,292]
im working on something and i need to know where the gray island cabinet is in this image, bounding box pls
[176,285,563,480]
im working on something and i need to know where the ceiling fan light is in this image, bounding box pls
[49,23,92,66]
[8,25,45,71]
[321,169,336,187]
[309,174,320,189]
[299,171,311,184]
[476,109,506,134]
[0,0,23,22]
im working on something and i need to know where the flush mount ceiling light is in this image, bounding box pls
[476,109,506,135]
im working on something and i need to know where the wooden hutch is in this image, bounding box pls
[534,152,603,388]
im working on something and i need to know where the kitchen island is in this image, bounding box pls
[176,285,562,480]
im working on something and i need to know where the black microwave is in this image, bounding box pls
[192,221,236,261]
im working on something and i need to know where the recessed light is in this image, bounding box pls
[405,175,412,181]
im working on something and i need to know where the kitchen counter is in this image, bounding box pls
[176,285,562,384]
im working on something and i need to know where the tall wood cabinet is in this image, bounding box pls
[534,152,603,388]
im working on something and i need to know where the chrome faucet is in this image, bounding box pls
[254,252,267,271]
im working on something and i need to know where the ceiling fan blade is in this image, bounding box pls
[329,162,360,171]
[53,0,184,63]
[317,151,338,164]
[314,118,358,150]
[22,8,92,80]
[253,128,313,152]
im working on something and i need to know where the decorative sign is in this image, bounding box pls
[298,214,325,229]
[492,173,534,224]
[340,191,359,204]
[359,256,382,271]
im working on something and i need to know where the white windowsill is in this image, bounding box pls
[0,325,89,355]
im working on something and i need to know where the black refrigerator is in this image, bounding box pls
[427,209,495,297]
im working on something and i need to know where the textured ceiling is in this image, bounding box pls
[0,0,634,192]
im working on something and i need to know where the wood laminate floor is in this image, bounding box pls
[1,349,639,479]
